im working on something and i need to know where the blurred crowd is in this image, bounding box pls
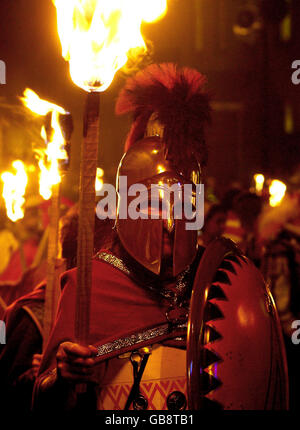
[0,196,74,318]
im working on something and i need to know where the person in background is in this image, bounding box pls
[221,187,245,246]
[0,203,113,412]
[0,196,44,283]
[233,191,263,266]
[198,203,227,246]
[259,189,300,409]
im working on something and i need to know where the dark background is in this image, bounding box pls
[1,0,300,201]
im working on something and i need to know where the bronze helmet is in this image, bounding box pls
[115,63,211,276]
[116,136,202,276]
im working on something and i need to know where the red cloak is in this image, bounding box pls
[38,252,188,378]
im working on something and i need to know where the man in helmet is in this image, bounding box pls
[33,63,288,411]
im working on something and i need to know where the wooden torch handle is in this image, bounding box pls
[75,92,100,344]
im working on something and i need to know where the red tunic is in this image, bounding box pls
[34,251,190,410]
[38,251,189,376]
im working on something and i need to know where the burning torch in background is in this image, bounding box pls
[1,160,28,222]
[20,88,73,348]
[254,173,265,195]
[53,0,168,343]
[20,88,72,200]
[253,173,287,207]
[269,179,287,208]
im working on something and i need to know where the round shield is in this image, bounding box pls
[187,237,289,410]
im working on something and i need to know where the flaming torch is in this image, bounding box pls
[254,173,265,195]
[95,167,104,192]
[20,88,73,349]
[53,0,168,344]
[269,179,287,207]
[1,160,28,222]
[20,88,70,200]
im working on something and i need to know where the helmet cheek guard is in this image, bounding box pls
[117,217,163,275]
[173,219,198,276]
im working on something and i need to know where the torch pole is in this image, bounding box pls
[43,182,61,351]
[75,92,100,344]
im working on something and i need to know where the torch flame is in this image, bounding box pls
[95,167,104,192]
[269,179,286,207]
[1,160,28,222]
[254,173,265,194]
[20,88,66,116]
[53,0,168,92]
[20,88,68,200]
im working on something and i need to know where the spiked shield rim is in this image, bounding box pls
[187,237,245,409]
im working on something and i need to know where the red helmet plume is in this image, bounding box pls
[115,63,211,167]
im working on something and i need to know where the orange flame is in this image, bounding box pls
[20,88,68,200]
[20,88,66,116]
[254,173,265,194]
[269,179,286,207]
[95,167,104,192]
[1,160,28,222]
[53,0,168,92]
